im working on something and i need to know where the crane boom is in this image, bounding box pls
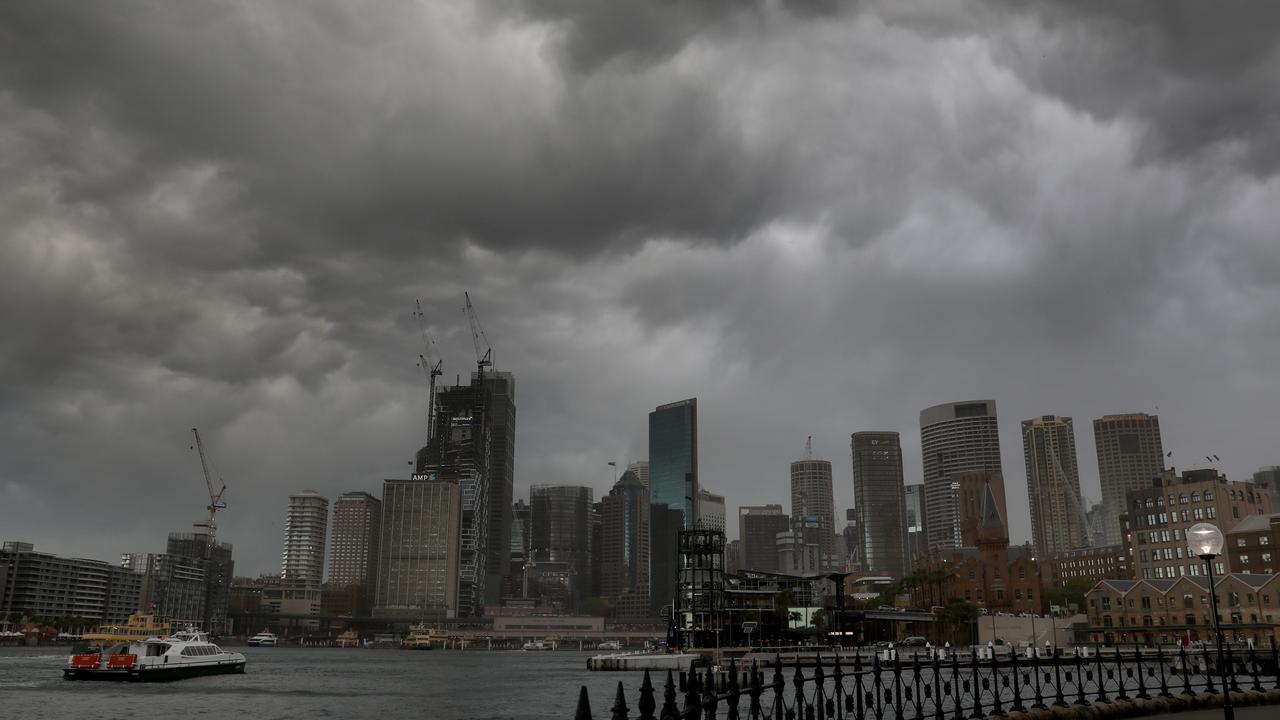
[413,300,444,442]
[463,291,493,373]
[190,428,227,556]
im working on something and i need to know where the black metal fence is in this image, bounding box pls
[572,643,1280,720]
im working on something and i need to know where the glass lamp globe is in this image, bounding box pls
[1187,522,1225,558]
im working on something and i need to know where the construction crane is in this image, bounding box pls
[413,299,444,442]
[463,291,493,375]
[189,428,227,558]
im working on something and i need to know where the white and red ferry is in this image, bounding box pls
[64,628,246,682]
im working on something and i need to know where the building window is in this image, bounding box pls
[1263,553,1272,563]
[1179,494,1188,504]
[1240,554,1250,565]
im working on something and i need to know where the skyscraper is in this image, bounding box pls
[627,460,650,489]
[648,398,698,612]
[791,448,835,566]
[739,505,789,572]
[478,371,516,606]
[1253,467,1280,503]
[374,477,461,617]
[281,491,329,583]
[1093,413,1165,546]
[1022,415,1087,556]
[529,485,593,610]
[416,380,491,617]
[164,531,233,632]
[903,485,926,570]
[851,431,908,579]
[328,491,382,590]
[695,488,726,533]
[599,470,649,602]
[920,400,1003,550]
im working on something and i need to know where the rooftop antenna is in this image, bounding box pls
[804,436,813,460]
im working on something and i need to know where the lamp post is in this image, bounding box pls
[1188,522,1233,720]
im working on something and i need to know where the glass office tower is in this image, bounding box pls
[648,398,698,614]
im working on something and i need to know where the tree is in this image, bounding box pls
[774,589,796,634]
[1044,579,1093,612]
[811,609,828,633]
[938,599,979,627]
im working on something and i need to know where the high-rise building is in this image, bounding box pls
[505,498,532,599]
[164,531,234,631]
[791,448,835,566]
[416,380,492,616]
[374,477,462,617]
[841,508,860,570]
[1021,415,1088,556]
[1254,467,1280,503]
[851,431,908,579]
[1084,500,1109,548]
[281,491,329,584]
[649,398,698,613]
[955,470,1007,547]
[695,488,726,533]
[628,460,650,490]
[124,552,206,626]
[530,485,593,610]
[903,484,926,570]
[599,471,649,603]
[920,400,1003,551]
[328,492,382,593]
[1094,413,1165,546]
[738,505,789,573]
[478,371,516,606]
[1123,468,1273,580]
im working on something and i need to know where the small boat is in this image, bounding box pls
[335,629,361,648]
[522,639,557,651]
[596,641,622,651]
[83,613,172,646]
[64,628,246,682]
[247,631,278,647]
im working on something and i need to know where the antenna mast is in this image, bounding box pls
[414,299,444,443]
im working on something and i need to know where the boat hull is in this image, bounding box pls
[63,660,246,682]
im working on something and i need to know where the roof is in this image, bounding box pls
[1226,513,1280,534]
[1097,579,1137,593]
[979,482,1005,531]
[1230,574,1276,589]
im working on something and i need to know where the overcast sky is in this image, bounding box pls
[3,1,1279,577]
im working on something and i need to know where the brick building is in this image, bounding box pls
[1040,544,1131,588]
[1085,574,1280,645]
[1123,468,1272,581]
[912,482,1043,614]
[1226,513,1280,575]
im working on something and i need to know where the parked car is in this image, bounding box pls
[900,636,928,647]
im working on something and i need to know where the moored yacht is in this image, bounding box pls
[64,628,246,682]
[247,631,278,647]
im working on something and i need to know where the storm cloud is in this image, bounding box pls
[2,1,1278,574]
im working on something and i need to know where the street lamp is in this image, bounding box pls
[1188,522,1233,720]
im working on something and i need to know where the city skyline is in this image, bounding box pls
[4,3,1280,580]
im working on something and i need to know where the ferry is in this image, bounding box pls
[335,629,361,648]
[247,631,278,647]
[82,613,172,646]
[64,628,246,682]
[402,623,444,650]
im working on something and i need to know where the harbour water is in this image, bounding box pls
[0,646,639,720]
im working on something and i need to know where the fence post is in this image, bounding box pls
[832,654,846,720]
[814,654,827,720]
[639,670,656,720]
[1114,648,1129,701]
[1134,644,1149,700]
[773,655,786,720]
[988,650,1003,718]
[576,686,594,720]
[910,655,923,720]
[1178,644,1193,696]
[1272,639,1280,691]
[931,652,943,720]
[726,659,741,720]
[1030,647,1045,710]
[855,648,866,720]
[1155,645,1171,698]
[967,649,982,720]
[1248,645,1262,692]
[1009,646,1025,712]
[1050,646,1066,707]
[703,668,719,720]
[612,681,631,720]
[892,653,904,720]
[749,660,764,720]
[949,653,963,720]
[793,656,807,720]
[685,667,701,720]
[1201,644,1216,695]
[1225,642,1240,693]
[1073,648,1087,705]
[662,669,680,720]
[1094,644,1108,703]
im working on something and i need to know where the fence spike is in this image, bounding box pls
[639,670,656,720]
[576,686,594,720]
[612,681,630,720]
[662,669,679,720]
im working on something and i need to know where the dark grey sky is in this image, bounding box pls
[3,1,1278,576]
